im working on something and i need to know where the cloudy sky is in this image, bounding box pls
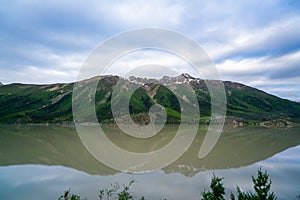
[0,0,299,101]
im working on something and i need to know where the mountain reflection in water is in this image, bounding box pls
[0,125,300,199]
[1,125,300,176]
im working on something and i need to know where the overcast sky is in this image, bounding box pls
[0,0,300,101]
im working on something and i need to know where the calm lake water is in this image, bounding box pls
[0,125,300,199]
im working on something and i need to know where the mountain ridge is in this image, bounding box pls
[0,74,299,125]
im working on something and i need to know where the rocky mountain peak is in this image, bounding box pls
[0,82,3,86]
[128,76,158,85]
[180,73,195,79]
[125,74,207,89]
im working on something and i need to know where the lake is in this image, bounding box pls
[0,125,300,199]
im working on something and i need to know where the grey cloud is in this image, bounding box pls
[1,0,300,100]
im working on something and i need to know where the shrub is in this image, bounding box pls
[59,168,277,200]
[230,167,277,200]
[58,189,83,200]
[202,173,226,200]
[200,168,277,200]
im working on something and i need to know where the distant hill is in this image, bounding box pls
[0,74,299,124]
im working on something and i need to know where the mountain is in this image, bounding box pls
[0,74,299,124]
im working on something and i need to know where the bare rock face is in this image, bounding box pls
[128,73,199,85]
[259,119,294,128]
[0,82,3,86]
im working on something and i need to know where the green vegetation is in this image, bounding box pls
[225,81,300,122]
[58,168,276,200]
[202,168,276,200]
[59,180,145,200]
[154,85,180,113]
[58,189,82,200]
[202,174,225,200]
[0,83,73,123]
[0,75,299,124]
[98,180,145,200]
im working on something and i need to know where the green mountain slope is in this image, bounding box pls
[0,74,299,124]
[224,81,300,121]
